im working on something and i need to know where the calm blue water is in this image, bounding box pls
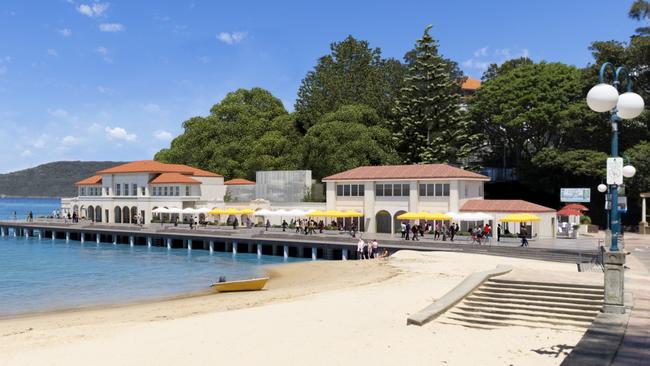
[0,197,61,220]
[0,198,303,317]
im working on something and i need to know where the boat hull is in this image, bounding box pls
[211,277,269,292]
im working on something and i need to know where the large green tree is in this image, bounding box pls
[390,25,476,164]
[155,88,304,179]
[294,36,405,131]
[303,105,399,179]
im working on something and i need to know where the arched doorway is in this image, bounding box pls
[375,210,391,233]
[122,207,130,224]
[87,206,95,222]
[73,205,79,215]
[130,206,138,224]
[393,210,407,234]
[95,206,102,222]
[114,206,122,224]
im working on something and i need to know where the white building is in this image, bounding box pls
[323,164,557,238]
[62,160,225,223]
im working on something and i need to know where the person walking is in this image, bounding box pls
[497,224,502,242]
[434,223,440,240]
[367,239,373,259]
[232,217,238,230]
[411,225,419,241]
[484,224,491,244]
[449,223,456,242]
[265,219,271,231]
[405,222,411,241]
[372,239,378,259]
[400,222,406,238]
[357,238,365,260]
[520,227,529,247]
[282,220,288,232]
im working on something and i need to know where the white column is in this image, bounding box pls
[166,238,172,249]
[209,240,214,253]
[147,236,152,247]
[65,232,70,242]
[37,231,42,240]
[0,227,4,236]
[642,197,647,223]
[80,232,85,243]
[232,242,237,255]
[13,228,16,237]
[112,234,117,245]
[129,236,134,247]
[257,244,262,258]
[312,247,317,260]
[187,239,192,251]
[96,233,100,244]
[283,245,288,259]
[24,229,29,238]
[51,231,56,240]
[342,248,348,260]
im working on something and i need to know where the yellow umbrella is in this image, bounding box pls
[499,213,541,222]
[208,208,226,215]
[396,211,430,220]
[428,212,452,220]
[339,210,364,218]
[306,210,326,217]
[238,208,255,215]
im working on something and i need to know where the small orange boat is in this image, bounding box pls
[210,277,269,292]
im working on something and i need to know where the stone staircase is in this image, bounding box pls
[437,278,604,331]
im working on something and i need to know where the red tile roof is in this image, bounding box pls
[461,77,481,90]
[95,160,221,177]
[323,164,489,181]
[224,178,255,185]
[460,199,555,213]
[75,175,102,186]
[149,173,201,185]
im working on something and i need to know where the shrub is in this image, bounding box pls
[580,215,591,225]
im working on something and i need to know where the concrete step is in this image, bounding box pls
[438,314,588,332]
[461,300,600,317]
[448,309,593,328]
[466,295,603,311]
[488,278,604,290]
[455,305,598,322]
[470,291,604,306]
[476,287,604,300]
[482,282,604,295]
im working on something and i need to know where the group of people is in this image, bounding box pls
[468,224,492,245]
[400,222,461,242]
[356,238,388,259]
[290,219,325,235]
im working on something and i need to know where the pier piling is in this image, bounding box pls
[232,242,237,255]
[257,244,262,258]
[342,248,348,260]
[209,240,214,253]
[129,236,134,247]
[188,239,192,251]
[147,236,152,247]
[166,238,171,250]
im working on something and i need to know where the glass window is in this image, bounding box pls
[393,184,401,196]
[426,184,434,196]
[132,184,137,196]
[376,184,383,197]
[343,184,350,196]
[185,186,190,196]
[175,186,180,196]
[336,185,343,196]
[419,184,426,196]
[478,184,483,196]
[435,184,443,196]
[402,184,410,196]
[164,186,168,196]
[384,184,392,196]
[443,184,450,196]
[115,184,120,196]
[351,184,358,196]
[141,187,145,196]
[359,185,364,196]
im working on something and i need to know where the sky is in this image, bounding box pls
[0,0,641,172]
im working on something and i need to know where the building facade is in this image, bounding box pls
[62,161,225,223]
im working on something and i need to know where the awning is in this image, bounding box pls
[499,213,541,222]
[562,203,589,212]
[557,208,583,216]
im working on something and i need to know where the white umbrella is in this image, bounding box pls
[254,209,274,216]
[182,207,198,214]
[272,209,291,216]
[152,207,169,214]
[287,209,309,217]
[196,207,210,214]
[167,207,182,214]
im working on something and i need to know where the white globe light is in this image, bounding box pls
[623,164,636,178]
[587,83,619,112]
[616,92,645,119]
[597,184,608,193]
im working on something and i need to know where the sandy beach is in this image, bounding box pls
[0,251,603,366]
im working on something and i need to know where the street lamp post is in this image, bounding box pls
[587,62,644,314]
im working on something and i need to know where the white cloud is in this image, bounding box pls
[99,23,125,32]
[474,46,489,58]
[143,103,161,113]
[20,149,32,157]
[217,31,247,45]
[95,46,112,63]
[47,48,58,57]
[58,28,72,37]
[96,85,114,94]
[61,135,78,145]
[47,108,68,118]
[154,130,173,141]
[463,47,530,72]
[77,3,109,17]
[88,123,102,133]
[32,135,47,149]
[105,126,136,141]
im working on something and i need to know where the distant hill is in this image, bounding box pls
[0,161,126,198]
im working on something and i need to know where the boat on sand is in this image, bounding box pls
[211,277,269,292]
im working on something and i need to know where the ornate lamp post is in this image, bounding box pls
[587,63,644,313]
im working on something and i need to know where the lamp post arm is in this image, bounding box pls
[599,62,616,84]
[614,66,633,91]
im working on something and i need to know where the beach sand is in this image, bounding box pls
[0,251,602,366]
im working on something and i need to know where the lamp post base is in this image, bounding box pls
[603,250,626,314]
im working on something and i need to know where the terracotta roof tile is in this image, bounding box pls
[323,164,489,181]
[460,199,555,213]
[149,173,201,185]
[224,178,256,185]
[75,175,102,186]
[95,160,221,177]
[461,77,481,90]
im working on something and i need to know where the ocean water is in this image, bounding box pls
[0,197,61,220]
[0,198,304,317]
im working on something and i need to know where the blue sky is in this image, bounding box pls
[0,0,640,172]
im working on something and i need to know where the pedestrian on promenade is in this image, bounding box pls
[434,223,440,240]
[497,224,501,242]
[281,220,288,232]
[357,238,365,259]
[367,239,373,259]
[401,222,406,238]
[519,227,529,247]
[411,225,419,241]
[232,217,238,230]
[265,219,271,231]
[449,223,456,242]
[372,239,379,259]
[484,224,491,244]
[405,222,411,240]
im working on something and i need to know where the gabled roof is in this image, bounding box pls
[75,175,102,186]
[460,199,555,213]
[224,178,255,185]
[149,173,201,185]
[323,164,489,181]
[95,160,221,177]
[461,77,481,91]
